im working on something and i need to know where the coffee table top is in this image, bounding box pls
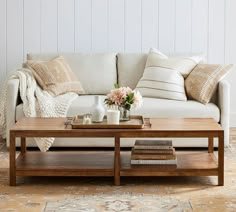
[11,117,223,132]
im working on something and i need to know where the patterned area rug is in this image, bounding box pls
[45,194,192,211]
[0,143,4,151]
[0,144,236,211]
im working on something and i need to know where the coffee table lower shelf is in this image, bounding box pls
[15,151,218,180]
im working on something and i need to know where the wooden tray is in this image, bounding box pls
[68,115,145,129]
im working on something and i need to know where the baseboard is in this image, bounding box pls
[230,112,236,127]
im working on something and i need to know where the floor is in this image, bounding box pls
[230,128,236,144]
[0,129,236,211]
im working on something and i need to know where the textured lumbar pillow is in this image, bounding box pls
[135,50,202,101]
[185,64,233,104]
[25,56,85,96]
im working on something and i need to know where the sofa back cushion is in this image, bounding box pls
[25,56,85,96]
[117,52,206,90]
[117,53,148,89]
[27,53,117,94]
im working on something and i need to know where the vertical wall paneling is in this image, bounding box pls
[2,0,236,126]
[41,0,58,53]
[58,0,75,52]
[125,0,142,52]
[108,0,125,52]
[225,0,236,126]
[175,0,192,53]
[192,0,208,55]
[208,0,225,63]
[75,0,92,52]
[159,0,175,54]
[225,0,236,64]
[24,0,41,58]
[7,0,24,74]
[0,0,6,88]
[91,0,108,52]
[141,0,159,52]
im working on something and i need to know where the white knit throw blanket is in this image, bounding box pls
[0,68,77,152]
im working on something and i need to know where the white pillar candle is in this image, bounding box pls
[107,110,120,124]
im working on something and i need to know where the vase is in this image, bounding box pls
[119,107,130,121]
[91,96,105,122]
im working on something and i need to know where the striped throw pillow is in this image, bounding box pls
[185,64,233,104]
[25,56,85,96]
[145,52,201,78]
[135,51,200,101]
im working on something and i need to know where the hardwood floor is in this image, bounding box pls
[0,138,4,151]
[230,128,236,144]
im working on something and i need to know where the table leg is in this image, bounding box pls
[21,137,26,154]
[114,136,120,186]
[208,136,214,153]
[9,131,16,186]
[218,133,224,186]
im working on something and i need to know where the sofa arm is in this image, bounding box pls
[6,78,20,146]
[218,80,230,146]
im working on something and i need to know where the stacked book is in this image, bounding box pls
[131,140,177,167]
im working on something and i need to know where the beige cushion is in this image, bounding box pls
[136,51,188,101]
[145,52,202,78]
[16,96,220,122]
[132,97,220,122]
[117,52,205,90]
[25,56,85,96]
[117,53,148,89]
[136,67,187,101]
[27,53,117,95]
[185,64,233,104]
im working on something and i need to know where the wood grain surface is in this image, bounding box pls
[9,117,224,186]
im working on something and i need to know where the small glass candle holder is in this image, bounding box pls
[83,114,92,124]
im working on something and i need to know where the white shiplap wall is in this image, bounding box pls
[225,0,236,126]
[0,0,235,125]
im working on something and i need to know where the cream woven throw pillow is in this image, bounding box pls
[25,56,85,96]
[135,50,201,101]
[185,64,233,104]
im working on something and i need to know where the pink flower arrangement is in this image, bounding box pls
[104,85,143,111]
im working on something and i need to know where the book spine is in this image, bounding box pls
[131,154,176,160]
[131,159,177,165]
[131,164,177,168]
[134,146,173,150]
[135,140,172,146]
[132,149,174,154]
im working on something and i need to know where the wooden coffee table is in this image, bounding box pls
[9,117,224,186]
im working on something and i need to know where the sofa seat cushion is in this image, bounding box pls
[16,95,107,121]
[133,97,220,122]
[16,96,220,122]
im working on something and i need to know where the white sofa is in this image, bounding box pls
[6,53,230,148]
